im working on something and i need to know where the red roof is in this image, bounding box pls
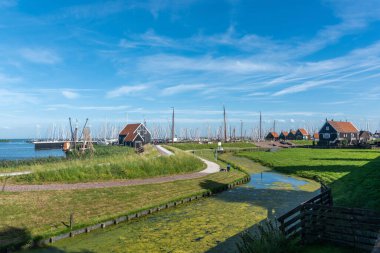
[269,132,279,138]
[289,130,296,135]
[119,123,141,142]
[281,131,289,136]
[328,121,358,133]
[313,133,319,139]
[298,128,308,135]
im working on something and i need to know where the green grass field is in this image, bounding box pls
[170,142,256,150]
[238,148,380,211]
[290,140,314,145]
[3,145,205,184]
[0,168,246,249]
[18,153,320,253]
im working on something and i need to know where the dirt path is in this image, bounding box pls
[2,146,220,192]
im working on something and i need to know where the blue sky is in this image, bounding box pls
[1,0,380,138]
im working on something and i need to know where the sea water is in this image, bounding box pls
[0,140,65,160]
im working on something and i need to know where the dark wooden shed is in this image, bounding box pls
[265,132,279,141]
[119,123,151,148]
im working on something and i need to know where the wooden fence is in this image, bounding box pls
[277,186,333,238]
[301,203,380,252]
[277,185,380,252]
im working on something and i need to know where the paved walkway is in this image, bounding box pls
[2,146,220,192]
[0,171,31,177]
[155,145,174,156]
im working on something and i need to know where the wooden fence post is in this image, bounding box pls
[70,213,74,230]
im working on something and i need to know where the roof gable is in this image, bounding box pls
[297,128,308,135]
[280,131,289,136]
[268,132,279,138]
[119,123,142,142]
[327,121,359,133]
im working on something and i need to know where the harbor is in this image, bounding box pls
[0,140,65,161]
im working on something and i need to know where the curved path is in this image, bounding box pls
[2,146,220,192]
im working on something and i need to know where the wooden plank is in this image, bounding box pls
[321,227,378,244]
[285,222,301,235]
[303,211,380,227]
[283,214,301,228]
[278,206,301,222]
[322,224,379,239]
[322,237,374,251]
[303,204,380,217]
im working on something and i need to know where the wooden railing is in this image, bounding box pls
[301,204,380,252]
[277,187,333,238]
[277,182,380,252]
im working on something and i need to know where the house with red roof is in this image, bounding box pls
[287,130,296,140]
[295,128,310,140]
[318,120,359,145]
[118,123,151,147]
[279,131,289,140]
[265,132,279,141]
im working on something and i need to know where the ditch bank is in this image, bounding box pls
[2,168,250,252]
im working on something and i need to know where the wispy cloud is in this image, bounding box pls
[119,30,181,49]
[0,88,37,104]
[19,48,61,64]
[0,72,21,84]
[61,90,80,99]
[107,84,149,98]
[162,84,205,96]
[47,104,130,111]
[272,80,338,96]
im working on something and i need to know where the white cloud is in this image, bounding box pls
[107,84,148,98]
[162,84,205,96]
[139,54,286,74]
[248,92,269,96]
[272,80,337,96]
[119,30,181,49]
[47,104,130,111]
[0,72,21,84]
[0,88,37,104]
[62,90,80,99]
[19,48,61,64]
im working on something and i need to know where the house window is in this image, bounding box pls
[326,126,329,131]
[323,133,330,139]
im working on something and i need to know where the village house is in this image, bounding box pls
[279,131,289,140]
[318,120,359,145]
[287,130,296,140]
[119,123,152,148]
[265,132,279,141]
[312,133,319,141]
[359,131,372,143]
[295,128,309,140]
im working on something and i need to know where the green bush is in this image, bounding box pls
[237,220,300,253]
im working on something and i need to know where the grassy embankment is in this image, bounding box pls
[0,147,247,250]
[289,140,314,145]
[238,148,380,211]
[171,142,256,150]
[2,145,205,184]
[18,152,320,253]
